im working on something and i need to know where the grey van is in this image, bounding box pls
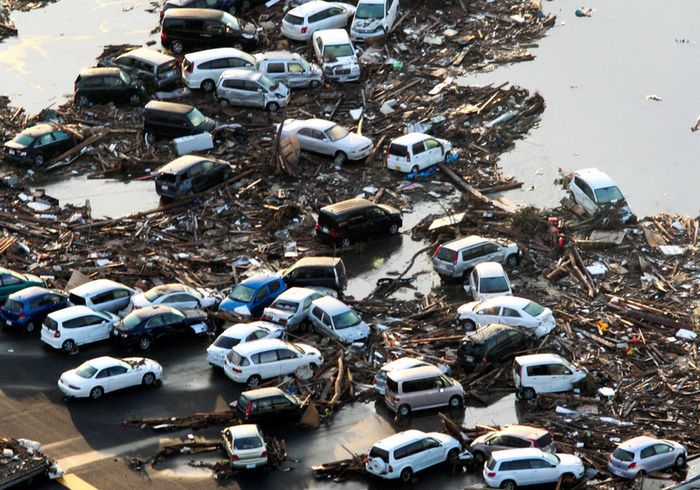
[254,51,323,89]
[154,154,232,199]
[144,101,216,141]
[109,48,180,91]
[384,365,464,417]
[215,69,290,111]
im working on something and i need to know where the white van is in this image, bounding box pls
[41,306,120,353]
[513,354,588,400]
[182,47,256,92]
[484,448,584,489]
[350,0,399,41]
[312,29,360,82]
[386,132,452,174]
[466,262,512,301]
[68,279,136,315]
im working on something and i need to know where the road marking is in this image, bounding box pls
[56,474,98,489]
[55,433,165,472]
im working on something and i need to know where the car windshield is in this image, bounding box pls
[324,124,348,142]
[299,57,311,71]
[12,134,35,146]
[120,71,132,85]
[270,299,297,312]
[187,108,206,127]
[228,284,255,302]
[75,363,98,379]
[333,310,361,330]
[355,3,384,18]
[612,448,635,461]
[258,74,279,92]
[3,299,22,312]
[324,43,354,59]
[233,436,263,450]
[289,343,304,354]
[522,301,545,317]
[214,335,241,349]
[542,452,559,466]
[479,277,510,293]
[594,185,624,203]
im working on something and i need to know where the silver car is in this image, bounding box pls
[278,118,373,162]
[470,425,555,466]
[254,51,323,89]
[608,436,686,479]
[432,235,520,279]
[215,69,290,111]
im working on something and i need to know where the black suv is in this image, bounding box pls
[282,257,347,292]
[161,0,260,18]
[160,8,259,54]
[155,154,232,199]
[236,387,303,424]
[315,198,402,247]
[458,323,533,369]
[102,48,180,91]
[74,67,146,106]
[144,101,216,141]
[3,124,80,166]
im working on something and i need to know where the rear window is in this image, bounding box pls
[386,378,398,393]
[12,134,35,146]
[227,350,249,366]
[238,394,250,408]
[612,448,635,462]
[333,310,361,330]
[317,211,338,229]
[3,299,22,312]
[479,277,509,294]
[436,246,456,262]
[157,60,178,74]
[44,317,58,330]
[369,447,389,463]
[157,173,178,184]
[69,293,86,306]
[284,13,304,25]
[233,436,263,450]
[487,457,497,470]
[214,336,241,349]
[388,143,408,157]
[536,433,553,448]
[270,299,297,312]
[523,301,545,317]
[594,185,624,204]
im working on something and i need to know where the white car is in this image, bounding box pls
[350,0,399,41]
[514,354,587,400]
[224,338,323,387]
[207,321,284,368]
[567,168,634,223]
[41,306,120,353]
[260,287,324,333]
[484,448,584,489]
[281,1,355,41]
[386,132,452,174]
[312,29,360,82]
[68,279,136,315]
[181,47,256,92]
[222,424,268,469]
[457,296,556,338]
[465,262,512,302]
[365,430,462,482]
[131,283,218,311]
[279,118,373,163]
[308,296,370,343]
[58,356,162,400]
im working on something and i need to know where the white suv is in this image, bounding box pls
[223,338,323,387]
[386,132,452,174]
[350,0,399,41]
[312,29,360,82]
[41,306,120,353]
[484,448,584,489]
[567,168,634,223]
[181,47,256,92]
[365,430,462,482]
[432,235,520,279]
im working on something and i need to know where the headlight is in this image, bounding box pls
[20,151,27,156]
[277,93,285,99]
[242,33,256,39]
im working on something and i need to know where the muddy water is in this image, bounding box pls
[461,0,700,217]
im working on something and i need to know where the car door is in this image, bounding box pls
[286,61,306,88]
[652,443,676,470]
[35,132,57,159]
[276,348,301,376]
[404,441,428,471]
[245,80,266,108]
[484,242,505,262]
[161,312,187,337]
[51,130,74,157]
[145,314,167,340]
[303,128,329,154]
[94,368,115,392]
[500,307,523,327]
[264,61,287,85]
[106,365,132,391]
[423,138,443,165]
[410,141,427,169]
[203,20,225,47]
[475,305,502,326]
[319,311,334,338]
[83,313,111,342]
[547,363,574,392]
[572,176,597,214]
[272,394,299,421]
[365,206,391,236]
[112,288,133,312]
[257,349,281,378]
[163,293,200,310]
[308,9,329,32]
[529,457,557,484]
[420,375,451,408]
[326,7,348,28]
[249,285,269,316]
[65,316,95,345]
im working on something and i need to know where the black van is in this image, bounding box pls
[143,101,216,141]
[160,8,259,54]
[155,155,232,198]
[315,198,402,247]
[282,257,347,292]
[74,67,146,106]
[458,323,533,370]
[106,48,180,91]
[236,387,302,424]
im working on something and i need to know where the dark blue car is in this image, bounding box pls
[0,286,68,334]
[219,274,287,318]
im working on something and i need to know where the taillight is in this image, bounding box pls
[301,26,308,34]
[260,450,267,457]
[315,223,321,231]
[488,471,496,477]
[232,454,240,461]
[329,230,342,238]
[245,402,252,419]
[279,318,287,325]
[54,330,61,338]
[232,367,242,373]
[453,251,459,263]
[433,245,442,257]
[628,462,637,469]
[161,31,167,41]
[530,438,538,448]
[18,312,25,319]
[393,396,400,402]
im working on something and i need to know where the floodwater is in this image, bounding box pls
[461,0,700,218]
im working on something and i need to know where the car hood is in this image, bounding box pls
[457,302,479,316]
[220,298,252,316]
[123,357,161,370]
[336,322,370,343]
[338,132,372,151]
[4,140,29,150]
[131,293,151,309]
[377,204,400,216]
[263,307,293,320]
[181,309,208,322]
[297,343,322,358]
[352,17,383,32]
[557,453,584,468]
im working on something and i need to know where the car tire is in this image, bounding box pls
[461,319,476,331]
[129,93,141,106]
[309,80,321,89]
[171,41,184,54]
[334,151,348,165]
[522,387,536,400]
[500,480,517,490]
[266,102,280,112]
[62,339,75,353]
[89,386,104,400]
[446,448,460,464]
[505,254,520,266]
[674,454,686,468]
[473,450,485,466]
[142,372,156,386]
[400,467,413,483]
[309,363,319,370]
[340,238,351,248]
[397,404,410,417]
[449,395,462,409]
[410,165,419,176]
[76,95,90,106]
[201,79,215,93]
[138,336,151,351]
[33,155,44,166]
[145,132,156,145]
[637,470,647,478]
[247,375,262,388]
[24,322,36,335]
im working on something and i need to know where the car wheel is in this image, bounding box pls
[145,132,156,145]
[446,448,460,464]
[33,155,44,166]
[500,480,517,490]
[24,322,36,335]
[129,93,141,106]
[461,319,476,331]
[171,41,184,54]
[247,375,262,388]
[637,470,647,478]
[62,339,75,353]
[89,386,104,400]
[142,372,156,386]
[138,336,151,351]
[201,79,215,93]
[473,450,485,466]
[675,454,686,467]
[449,395,462,408]
[397,404,410,417]
[399,467,413,483]
[76,95,90,106]
[266,102,280,112]
[340,237,351,248]
[410,165,419,176]
[309,80,321,89]
[522,387,536,400]
[334,151,348,165]
[388,223,399,235]
[309,362,319,370]
[506,254,520,266]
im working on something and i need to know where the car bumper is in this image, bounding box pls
[280,27,309,41]
[432,260,460,278]
[207,349,226,368]
[57,379,88,398]
[1,317,27,329]
[348,146,373,161]
[387,161,412,173]
[608,463,635,479]
[325,73,360,82]
[110,331,137,346]
[364,463,397,479]
[350,30,385,41]
[2,152,32,165]
[232,457,268,469]
[223,363,247,383]
[41,330,62,349]
[383,395,398,412]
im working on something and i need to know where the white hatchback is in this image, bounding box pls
[41,306,119,353]
[281,1,355,41]
[386,133,452,174]
[68,279,136,315]
[567,168,634,223]
[181,47,256,92]
[131,283,219,311]
[466,262,512,302]
[260,287,324,333]
[484,448,584,489]
[207,321,284,368]
[222,424,268,469]
[457,296,556,338]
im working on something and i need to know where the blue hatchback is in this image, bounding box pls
[219,274,287,318]
[0,286,69,334]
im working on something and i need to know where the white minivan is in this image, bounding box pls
[466,262,512,301]
[350,0,399,41]
[386,132,452,174]
[68,279,136,315]
[484,448,584,489]
[41,306,120,353]
[312,29,360,82]
[182,47,256,92]
[513,354,588,400]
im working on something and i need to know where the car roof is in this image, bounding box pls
[240,387,285,399]
[79,67,122,77]
[164,7,226,20]
[478,296,532,310]
[184,47,254,63]
[157,155,211,175]
[387,365,443,382]
[118,48,174,64]
[464,323,517,342]
[233,338,289,355]
[228,424,262,438]
[496,425,549,438]
[48,305,100,322]
[239,274,281,288]
[311,296,350,314]
[514,353,566,366]
[145,100,195,114]
[126,305,180,318]
[254,51,303,62]
[82,356,123,369]
[313,28,352,43]
[9,286,54,301]
[289,256,341,268]
[491,448,545,461]
[69,279,130,296]
[274,287,319,301]
[287,118,336,131]
[290,1,334,16]
[320,198,373,215]
[19,124,56,137]
[220,323,267,339]
[220,69,262,82]
[381,357,430,372]
[473,261,506,277]
[373,430,428,450]
[572,168,619,190]
[145,283,192,296]
[391,132,433,145]
[442,235,488,251]
[617,436,661,450]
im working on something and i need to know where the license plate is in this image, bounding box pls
[162,185,170,190]
[8,150,15,155]
[322,227,329,234]
[463,355,474,362]
[5,320,10,326]
[245,463,256,469]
